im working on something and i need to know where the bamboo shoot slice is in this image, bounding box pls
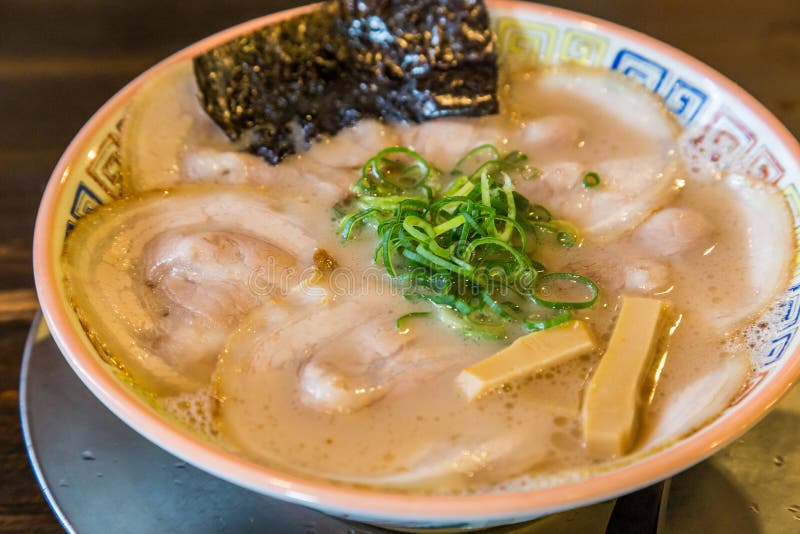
[456,320,596,401]
[582,296,667,457]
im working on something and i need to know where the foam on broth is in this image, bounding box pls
[65,62,794,494]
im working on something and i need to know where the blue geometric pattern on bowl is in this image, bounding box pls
[70,182,103,220]
[66,182,103,235]
[611,49,709,125]
[611,49,668,91]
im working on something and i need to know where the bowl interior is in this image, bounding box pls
[33,0,800,527]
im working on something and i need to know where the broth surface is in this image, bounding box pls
[63,62,794,493]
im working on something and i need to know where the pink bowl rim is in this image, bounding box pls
[33,0,800,522]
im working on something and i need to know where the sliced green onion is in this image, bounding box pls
[336,144,598,339]
[454,144,500,176]
[533,219,581,248]
[533,273,599,309]
[582,172,601,188]
[495,173,516,241]
[433,215,466,236]
[480,168,492,207]
[462,237,533,273]
[396,311,431,330]
[524,308,572,332]
[557,231,576,248]
[436,307,506,339]
[493,215,528,250]
[481,291,512,319]
[358,195,424,210]
[358,147,431,196]
[422,294,474,315]
[339,208,380,239]
[527,203,551,222]
[415,245,471,276]
[463,310,506,339]
[402,215,436,242]
[499,150,528,170]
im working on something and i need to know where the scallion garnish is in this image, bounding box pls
[532,272,599,309]
[337,145,598,338]
[582,172,601,188]
[357,147,432,199]
[524,308,572,332]
[396,311,432,330]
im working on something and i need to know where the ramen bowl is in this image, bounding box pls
[32,1,800,529]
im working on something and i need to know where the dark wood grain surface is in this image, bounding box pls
[1,0,798,531]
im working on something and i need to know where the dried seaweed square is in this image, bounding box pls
[194,0,498,164]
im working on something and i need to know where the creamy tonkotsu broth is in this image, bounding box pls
[62,61,794,494]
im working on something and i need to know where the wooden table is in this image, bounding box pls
[1,0,798,531]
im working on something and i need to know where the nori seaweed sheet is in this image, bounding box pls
[193,0,498,164]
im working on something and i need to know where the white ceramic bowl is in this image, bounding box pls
[33,1,800,529]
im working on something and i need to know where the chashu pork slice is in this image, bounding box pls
[63,185,317,395]
[508,67,684,240]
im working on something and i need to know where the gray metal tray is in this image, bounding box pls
[19,313,799,532]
